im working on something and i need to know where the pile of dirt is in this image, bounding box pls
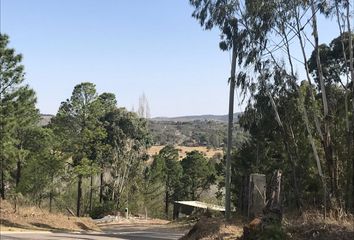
[180,216,243,240]
[0,200,100,232]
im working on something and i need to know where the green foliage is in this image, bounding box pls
[0,34,40,199]
[17,128,64,202]
[308,32,354,86]
[89,201,116,219]
[143,145,183,218]
[181,151,216,200]
[149,120,247,148]
[258,224,287,240]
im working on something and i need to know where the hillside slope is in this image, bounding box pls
[0,200,100,232]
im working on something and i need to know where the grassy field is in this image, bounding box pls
[147,145,223,162]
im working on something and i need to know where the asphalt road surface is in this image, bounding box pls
[0,224,186,240]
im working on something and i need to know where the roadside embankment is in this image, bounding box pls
[0,200,100,232]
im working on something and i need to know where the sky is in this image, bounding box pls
[1,0,342,117]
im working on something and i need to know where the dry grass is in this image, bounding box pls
[180,211,354,240]
[284,210,354,240]
[0,199,100,232]
[147,145,223,163]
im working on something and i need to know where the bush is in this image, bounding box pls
[89,202,116,219]
[204,208,224,218]
[258,223,287,240]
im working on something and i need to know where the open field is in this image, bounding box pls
[147,145,223,161]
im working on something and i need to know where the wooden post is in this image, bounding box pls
[263,170,283,222]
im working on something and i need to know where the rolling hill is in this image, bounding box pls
[151,113,241,123]
[40,112,247,148]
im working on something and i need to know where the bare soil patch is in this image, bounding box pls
[0,199,100,232]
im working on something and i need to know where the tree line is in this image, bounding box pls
[144,146,218,219]
[0,33,151,216]
[0,34,219,218]
[149,120,248,148]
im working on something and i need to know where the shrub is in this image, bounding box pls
[89,202,116,219]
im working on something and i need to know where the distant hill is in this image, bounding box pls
[40,113,242,126]
[151,113,242,123]
[39,112,248,148]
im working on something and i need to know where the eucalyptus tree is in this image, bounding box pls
[102,107,151,208]
[345,0,354,210]
[332,4,353,198]
[189,0,247,220]
[238,0,333,215]
[244,0,354,213]
[308,32,354,209]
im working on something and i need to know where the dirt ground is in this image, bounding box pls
[0,200,100,232]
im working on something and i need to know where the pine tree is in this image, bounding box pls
[0,34,39,199]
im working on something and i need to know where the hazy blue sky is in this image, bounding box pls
[1,0,340,117]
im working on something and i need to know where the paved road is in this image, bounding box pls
[0,224,186,240]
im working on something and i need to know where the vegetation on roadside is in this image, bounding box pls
[0,200,99,232]
[0,34,225,221]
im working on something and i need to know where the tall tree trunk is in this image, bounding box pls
[277,23,303,210]
[225,43,237,221]
[267,91,302,210]
[345,0,354,211]
[77,174,82,217]
[311,0,337,198]
[335,0,351,211]
[1,166,5,199]
[89,174,93,212]
[49,175,54,213]
[15,160,21,188]
[165,189,169,219]
[99,169,104,204]
[294,7,327,218]
[300,93,327,219]
[49,191,53,213]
